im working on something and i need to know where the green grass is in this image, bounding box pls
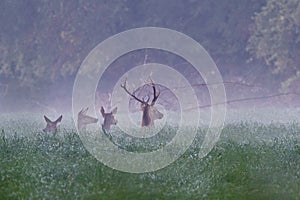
[0,117,300,199]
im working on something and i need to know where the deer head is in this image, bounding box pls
[43,115,62,134]
[77,107,98,130]
[121,78,163,127]
[100,106,118,132]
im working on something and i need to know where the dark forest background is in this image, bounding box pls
[0,0,299,112]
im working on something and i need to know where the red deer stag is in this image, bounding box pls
[100,106,118,133]
[43,115,62,134]
[121,78,163,127]
[77,107,98,130]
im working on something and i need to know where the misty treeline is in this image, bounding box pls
[0,0,299,111]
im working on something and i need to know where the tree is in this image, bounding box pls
[0,0,276,111]
[247,0,300,92]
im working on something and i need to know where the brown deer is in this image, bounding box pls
[77,108,98,130]
[43,115,62,134]
[100,106,118,132]
[121,78,163,127]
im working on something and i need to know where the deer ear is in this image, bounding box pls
[55,115,62,124]
[83,107,89,114]
[100,106,105,117]
[44,115,51,123]
[111,107,117,114]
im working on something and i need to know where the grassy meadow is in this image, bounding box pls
[0,114,300,199]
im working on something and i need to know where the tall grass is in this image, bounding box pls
[0,116,299,199]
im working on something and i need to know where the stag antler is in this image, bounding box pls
[121,78,146,104]
[150,77,160,106]
[121,77,163,127]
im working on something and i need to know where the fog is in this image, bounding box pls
[0,0,299,124]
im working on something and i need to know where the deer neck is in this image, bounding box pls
[103,118,110,130]
[142,105,153,127]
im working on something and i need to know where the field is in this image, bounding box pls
[0,114,300,199]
